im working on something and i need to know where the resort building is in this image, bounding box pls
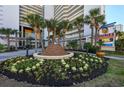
[115,24,123,32]
[19,5,44,48]
[53,5,105,47]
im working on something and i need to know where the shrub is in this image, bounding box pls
[84,42,99,53]
[0,53,108,86]
[0,43,5,50]
[66,40,79,49]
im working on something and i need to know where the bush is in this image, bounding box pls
[0,53,108,86]
[0,43,5,50]
[10,46,16,51]
[66,40,79,49]
[84,43,99,53]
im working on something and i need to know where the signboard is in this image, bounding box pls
[98,22,116,51]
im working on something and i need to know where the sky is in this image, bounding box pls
[105,5,124,25]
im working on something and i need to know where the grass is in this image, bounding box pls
[74,59,124,87]
[105,51,124,56]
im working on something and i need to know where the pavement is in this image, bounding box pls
[0,49,124,62]
[0,48,41,61]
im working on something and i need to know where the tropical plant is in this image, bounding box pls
[74,16,84,49]
[46,19,58,45]
[115,31,124,51]
[97,40,104,51]
[56,22,63,44]
[23,13,45,52]
[61,20,73,47]
[84,8,105,46]
[0,28,17,50]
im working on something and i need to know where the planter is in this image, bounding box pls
[96,51,105,58]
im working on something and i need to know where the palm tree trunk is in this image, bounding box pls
[78,27,83,50]
[41,31,44,52]
[52,31,54,44]
[34,32,37,53]
[63,29,66,48]
[58,31,60,45]
[34,27,38,53]
[94,27,98,46]
[91,26,94,45]
[48,30,50,45]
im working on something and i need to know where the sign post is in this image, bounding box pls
[98,22,116,51]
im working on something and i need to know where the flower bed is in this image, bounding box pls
[0,53,108,86]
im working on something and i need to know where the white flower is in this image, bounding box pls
[32,66,36,70]
[79,67,83,71]
[86,58,88,61]
[61,59,65,62]
[36,63,40,67]
[72,67,76,71]
[58,69,61,72]
[26,67,31,71]
[85,64,89,67]
[79,55,82,57]
[13,63,17,66]
[16,61,21,63]
[78,59,82,62]
[39,61,43,64]
[75,58,78,60]
[84,65,88,70]
[99,59,103,63]
[71,58,74,60]
[65,64,69,68]
[22,59,25,62]
[30,58,33,60]
[90,59,94,62]
[95,59,98,62]
[19,69,23,73]
[61,59,66,65]
[83,61,86,64]
[11,66,17,72]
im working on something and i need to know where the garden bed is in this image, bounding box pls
[0,53,108,86]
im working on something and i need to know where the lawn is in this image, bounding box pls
[105,51,124,57]
[75,59,124,87]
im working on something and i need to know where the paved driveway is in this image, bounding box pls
[0,48,41,61]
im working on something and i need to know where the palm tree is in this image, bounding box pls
[84,8,105,46]
[56,22,63,45]
[74,16,84,50]
[23,13,45,52]
[0,28,17,50]
[61,20,73,47]
[46,20,52,45]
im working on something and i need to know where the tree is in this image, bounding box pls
[56,22,63,45]
[84,8,105,46]
[74,16,84,50]
[61,20,73,47]
[0,28,17,50]
[23,13,45,52]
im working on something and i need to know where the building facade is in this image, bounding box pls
[54,5,105,48]
[19,5,44,47]
[54,5,84,48]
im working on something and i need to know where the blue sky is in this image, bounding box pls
[105,5,124,25]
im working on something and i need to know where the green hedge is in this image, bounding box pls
[0,53,108,86]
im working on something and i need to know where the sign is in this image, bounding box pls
[98,22,116,51]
